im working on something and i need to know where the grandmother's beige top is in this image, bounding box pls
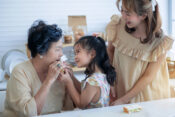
[106,15,174,103]
[3,60,74,117]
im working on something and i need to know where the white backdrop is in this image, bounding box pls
[0,0,169,69]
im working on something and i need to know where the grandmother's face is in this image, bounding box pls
[44,40,63,64]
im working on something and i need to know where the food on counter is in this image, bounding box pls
[64,35,73,44]
[123,104,142,113]
[166,57,175,78]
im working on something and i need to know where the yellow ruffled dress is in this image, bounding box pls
[106,15,174,103]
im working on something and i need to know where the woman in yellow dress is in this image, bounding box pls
[3,21,74,117]
[106,0,174,105]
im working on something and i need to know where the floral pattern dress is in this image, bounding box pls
[81,73,110,109]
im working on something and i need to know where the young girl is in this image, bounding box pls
[107,0,174,105]
[60,36,116,109]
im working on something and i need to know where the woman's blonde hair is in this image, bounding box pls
[117,0,162,44]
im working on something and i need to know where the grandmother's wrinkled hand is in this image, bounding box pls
[46,61,62,84]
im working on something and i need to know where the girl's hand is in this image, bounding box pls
[46,61,62,84]
[63,62,73,70]
[61,61,74,78]
[67,67,74,78]
[59,69,73,85]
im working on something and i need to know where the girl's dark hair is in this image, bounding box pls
[117,0,163,44]
[74,36,116,86]
[27,20,62,57]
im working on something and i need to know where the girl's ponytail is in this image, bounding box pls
[101,54,116,86]
[96,37,116,86]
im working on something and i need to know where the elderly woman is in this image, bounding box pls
[3,21,74,117]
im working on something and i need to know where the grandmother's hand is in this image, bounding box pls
[46,61,62,84]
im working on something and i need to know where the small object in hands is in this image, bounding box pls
[57,62,65,74]
[60,68,65,74]
[123,104,142,113]
[57,63,61,68]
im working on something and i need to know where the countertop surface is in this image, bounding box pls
[36,98,175,117]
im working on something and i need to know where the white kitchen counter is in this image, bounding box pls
[35,98,175,117]
[0,80,7,91]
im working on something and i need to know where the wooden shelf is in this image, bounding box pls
[63,43,74,47]
[72,67,85,72]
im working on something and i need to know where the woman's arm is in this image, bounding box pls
[107,41,115,64]
[34,61,61,115]
[111,53,166,105]
[6,61,59,116]
[34,79,53,115]
[6,70,38,116]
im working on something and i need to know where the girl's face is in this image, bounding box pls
[121,5,145,28]
[43,39,63,65]
[74,44,94,68]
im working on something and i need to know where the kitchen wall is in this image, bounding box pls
[0,0,169,69]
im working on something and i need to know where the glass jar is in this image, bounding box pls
[63,27,73,44]
[167,48,175,78]
[74,26,87,42]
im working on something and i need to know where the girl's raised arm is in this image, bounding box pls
[60,70,98,109]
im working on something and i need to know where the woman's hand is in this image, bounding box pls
[109,86,117,104]
[46,61,61,84]
[110,98,127,106]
